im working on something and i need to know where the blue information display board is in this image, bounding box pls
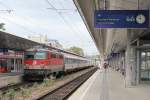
[94,10,149,28]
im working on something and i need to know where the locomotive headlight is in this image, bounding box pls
[33,61,37,65]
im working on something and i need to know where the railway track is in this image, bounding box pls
[37,68,97,100]
[0,67,91,93]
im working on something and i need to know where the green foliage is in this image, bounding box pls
[6,89,15,100]
[65,46,84,56]
[0,23,5,31]
[33,82,38,88]
[20,87,30,98]
[43,78,54,87]
[43,78,50,86]
[0,92,2,100]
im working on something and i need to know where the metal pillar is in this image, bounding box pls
[14,58,16,72]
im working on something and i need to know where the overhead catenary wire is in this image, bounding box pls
[0,10,13,13]
[0,1,13,13]
[48,0,92,47]
[0,0,79,47]
[0,0,98,55]
[0,1,49,37]
[0,16,37,36]
[61,4,96,48]
[46,0,84,44]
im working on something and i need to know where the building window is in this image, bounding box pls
[0,51,24,73]
[140,51,150,80]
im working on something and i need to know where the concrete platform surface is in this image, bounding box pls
[68,68,150,100]
[0,73,22,88]
[0,72,23,77]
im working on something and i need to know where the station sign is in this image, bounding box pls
[94,10,149,28]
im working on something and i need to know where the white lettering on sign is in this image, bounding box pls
[126,16,135,22]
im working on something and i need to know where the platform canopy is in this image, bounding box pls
[0,31,40,51]
[74,0,150,57]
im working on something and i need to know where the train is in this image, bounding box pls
[24,47,94,80]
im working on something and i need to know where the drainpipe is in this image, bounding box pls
[104,0,106,10]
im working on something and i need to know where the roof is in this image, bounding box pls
[63,52,87,60]
[0,31,88,59]
[0,31,40,51]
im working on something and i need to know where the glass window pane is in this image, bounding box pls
[25,52,46,60]
[35,52,46,59]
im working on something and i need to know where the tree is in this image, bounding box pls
[65,46,84,56]
[0,23,5,31]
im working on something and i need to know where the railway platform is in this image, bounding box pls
[0,72,23,88]
[68,67,150,100]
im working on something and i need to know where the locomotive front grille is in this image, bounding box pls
[24,69,51,75]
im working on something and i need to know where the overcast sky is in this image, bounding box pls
[0,0,98,55]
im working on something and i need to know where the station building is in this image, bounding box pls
[0,49,24,73]
[0,31,39,87]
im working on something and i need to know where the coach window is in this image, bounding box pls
[69,59,72,64]
[68,59,70,64]
[74,59,77,63]
[73,59,75,63]
[65,58,68,63]
[72,59,74,63]
[72,59,74,64]
[75,59,78,63]
[68,58,70,64]
[66,58,69,63]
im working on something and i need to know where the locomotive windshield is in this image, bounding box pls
[25,51,47,60]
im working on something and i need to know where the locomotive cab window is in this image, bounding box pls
[25,52,47,60]
[25,52,34,59]
[35,52,47,59]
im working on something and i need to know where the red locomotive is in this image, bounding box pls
[24,47,93,80]
[24,48,64,80]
